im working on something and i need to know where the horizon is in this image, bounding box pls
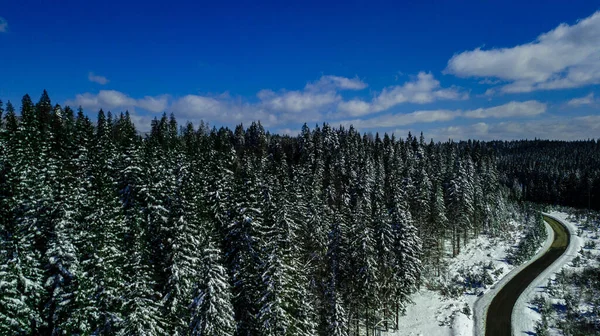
[1,1,599,141]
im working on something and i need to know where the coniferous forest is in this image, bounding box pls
[493,140,600,210]
[0,92,596,335]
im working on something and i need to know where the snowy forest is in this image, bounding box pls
[0,91,594,335]
[494,140,600,210]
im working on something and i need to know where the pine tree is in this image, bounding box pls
[119,228,166,336]
[162,152,205,333]
[42,103,85,335]
[77,109,129,334]
[144,114,175,293]
[0,104,36,334]
[390,184,422,319]
[44,199,81,334]
[206,127,237,241]
[58,109,99,334]
[11,94,49,333]
[0,238,36,335]
[429,184,448,275]
[188,126,237,336]
[371,138,396,328]
[322,216,349,336]
[294,124,328,302]
[257,150,317,336]
[116,116,165,335]
[189,240,235,336]
[346,154,378,333]
[226,155,263,336]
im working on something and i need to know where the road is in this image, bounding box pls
[485,215,570,336]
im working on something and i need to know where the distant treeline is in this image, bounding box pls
[492,140,600,210]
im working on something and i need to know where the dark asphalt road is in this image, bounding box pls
[485,215,570,336]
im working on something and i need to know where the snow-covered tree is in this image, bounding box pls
[189,240,235,336]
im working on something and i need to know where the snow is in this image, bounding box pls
[381,214,579,336]
[453,312,473,336]
[383,220,531,336]
[473,219,553,336]
[510,211,587,336]
[378,290,449,336]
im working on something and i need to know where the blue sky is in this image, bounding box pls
[1,0,599,140]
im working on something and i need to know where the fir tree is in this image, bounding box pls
[189,240,235,336]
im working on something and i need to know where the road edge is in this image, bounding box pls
[473,218,554,336]
[510,212,579,335]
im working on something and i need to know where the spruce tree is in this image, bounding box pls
[0,100,35,334]
[189,239,235,336]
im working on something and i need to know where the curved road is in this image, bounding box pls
[485,215,570,336]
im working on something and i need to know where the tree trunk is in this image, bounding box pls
[356,309,359,336]
[395,302,399,330]
[451,227,456,257]
[456,229,461,255]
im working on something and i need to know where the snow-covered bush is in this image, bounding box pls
[584,240,596,249]
[507,210,547,265]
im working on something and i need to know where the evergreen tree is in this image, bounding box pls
[189,240,235,336]
[226,155,263,336]
[162,152,205,333]
[11,94,49,333]
[428,184,448,275]
[0,101,36,335]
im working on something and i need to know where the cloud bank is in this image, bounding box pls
[423,115,600,141]
[446,11,600,94]
[338,72,467,117]
[65,73,466,130]
[337,100,546,129]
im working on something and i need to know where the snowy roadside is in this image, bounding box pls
[510,211,589,335]
[382,220,535,336]
[473,220,553,336]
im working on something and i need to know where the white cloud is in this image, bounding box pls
[567,92,595,106]
[463,100,546,118]
[169,94,280,127]
[169,95,223,117]
[336,100,546,129]
[88,72,109,85]
[478,78,502,85]
[426,115,600,141]
[65,73,467,131]
[66,90,134,110]
[136,95,170,113]
[254,75,368,117]
[275,128,301,136]
[257,89,340,114]
[371,72,465,111]
[0,17,7,33]
[337,99,372,117]
[446,11,600,93]
[65,90,167,114]
[337,72,467,117]
[305,75,368,91]
[339,110,461,129]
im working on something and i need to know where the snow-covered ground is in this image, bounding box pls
[383,219,543,336]
[512,211,600,336]
[382,211,598,336]
[510,212,581,335]
[474,219,553,336]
